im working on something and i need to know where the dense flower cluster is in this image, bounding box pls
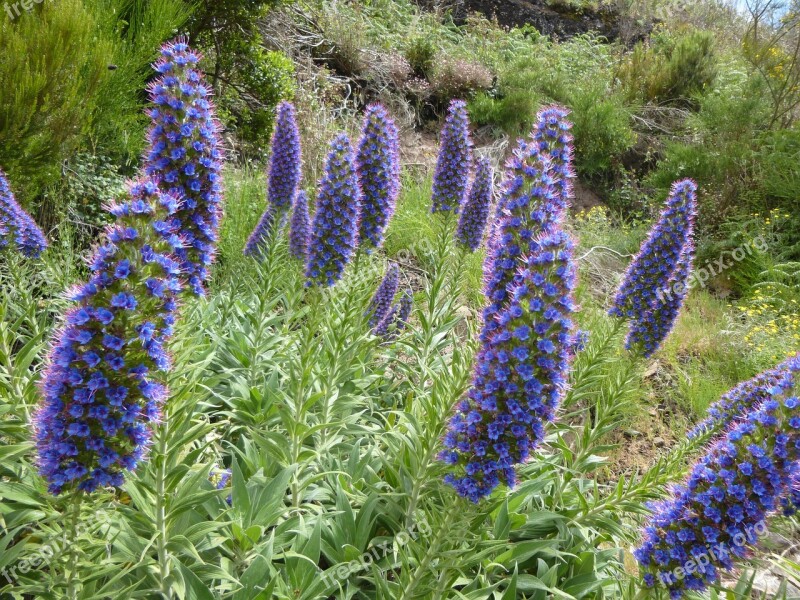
[0,168,47,258]
[306,134,362,287]
[689,356,797,439]
[609,179,697,356]
[430,100,472,213]
[532,106,574,212]
[356,104,400,252]
[289,191,311,262]
[374,289,412,340]
[245,101,303,256]
[456,157,493,252]
[635,356,800,597]
[144,39,224,296]
[627,240,695,357]
[34,180,182,495]
[367,263,400,328]
[442,228,578,502]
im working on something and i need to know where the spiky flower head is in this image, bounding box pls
[442,229,579,502]
[0,168,47,258]
[532,105,575,213]
[356,104,400,252]
[626,240,695,357]
[305,134,362,287]
[374,289,412,340]
[244,101,303,256]
[456,157,493,252]
[144,39,224,296]
[690,355,799,439]
[289,191,311,262]
[431,99,472,213]
[634,357,800,597]
[367,263,400,328]
[609,179,697,354]
[34,179,182,495]
[480,132,568,347]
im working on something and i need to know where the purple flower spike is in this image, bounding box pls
[532,105,575,215]
[690,354,799,439]
[245,101,303,256]
[627,240,695,357]
[0,168,48,258]
[431,100,472,214]
[145,38,224,296]
[356,104,400,252]
[442,229,579,502]
[374,289,412,340]
[456,157,493,252]
[634,356,800,598]
[289,191,311,262]
[34,179,182,496]
[610,179,697,356]
[367,263,400,328]
[305,134,362,287]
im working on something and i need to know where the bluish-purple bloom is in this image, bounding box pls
[532,105,575,212]
[690,355,799,439]
[289,191,311,261]
[367,263,400,328]
[34,179,182,495]
[635,356,800,597]
[456,157,493,251]
[245,101,303,256]
[0,168,47,258]
[305,134,361,287]
[374,289,412,340]
[627,240,695,357]
[144,39,224,296]
[356,104,400,252]
[431,100,472,213]
[610,179,697,356]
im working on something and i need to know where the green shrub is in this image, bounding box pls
[618,27,718,105]
[0,0,113,201]
[404,35,437,77]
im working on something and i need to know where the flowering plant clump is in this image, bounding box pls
[456,157,493,252]
[689,355,797,439]
[245,101,303,256]
[367,263,400,329]
[609,179,697,355]
[430,99,472,213]
[306,134,362,287]
[635,356,800,597]
[356,104,400,252]
[34,179,182,495]
[0,168,48,258]
[144,39,224,296]
[289,191,311,262]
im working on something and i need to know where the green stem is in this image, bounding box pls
[155,425,170,597]
[65,492,82,600]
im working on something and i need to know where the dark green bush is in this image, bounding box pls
[618,28,718,105]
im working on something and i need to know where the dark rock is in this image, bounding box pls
[653,436,666,448]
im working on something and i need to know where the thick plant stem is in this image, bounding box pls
[65,492,82,600]
[155,425,170,597]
